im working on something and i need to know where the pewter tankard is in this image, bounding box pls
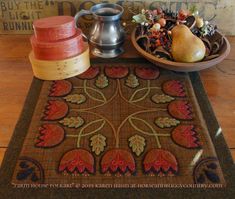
[75,3,125,58]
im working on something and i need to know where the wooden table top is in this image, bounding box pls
[0,35,234,166]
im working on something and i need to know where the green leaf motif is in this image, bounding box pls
[125,74,139,88]
[152,94,174,104]
[64,94,86,104]
[128,134,146,156]
[132,14,147,24]
[95,74,109,89]
[155,117,180,128]
[59,116,84,128]
[90,134,106,155]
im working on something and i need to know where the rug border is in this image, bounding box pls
[0,59,234,199]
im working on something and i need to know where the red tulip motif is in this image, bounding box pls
[43,100,68,120]
[105,67,129,79]
[135,67,160,80]
[77,67,99,79]
[162,80,186,97]
[171,125,201,149]
[35,124,65,148]
[143,149,178,176]
[168,100,193,120]
[49,80,72,97]
[59,149,95,174]
[101,149,136,174]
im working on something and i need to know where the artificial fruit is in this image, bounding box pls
[171,24,206,62]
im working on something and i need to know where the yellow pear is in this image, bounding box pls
[171,24,206,62]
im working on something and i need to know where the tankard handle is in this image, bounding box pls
[74,9,92,28]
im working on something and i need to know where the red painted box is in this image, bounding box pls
[30,29,86,60]
[33,16,76,42]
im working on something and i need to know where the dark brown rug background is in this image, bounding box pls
[0,59,234,199]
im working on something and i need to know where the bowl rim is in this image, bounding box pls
[131,27,231,71]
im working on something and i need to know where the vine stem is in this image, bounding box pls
[116,108,166,148]
[77,135,81,148]
[76,119,105,148]
[129,116,170,148]
[72,81,118,111]
[129,82,161,103]
[74,80,107,102]
[157,134,171,137]
[83,80,107,102]
[129,116,170,135]
[154,134,162,148]
[67,134,78,138]
[117,79,161,109]
[67,119,106,148]
[80,120,105,137]
[129,80,151,103]
[70,109,117,140]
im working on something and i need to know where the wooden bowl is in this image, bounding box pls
[131,27,230,72]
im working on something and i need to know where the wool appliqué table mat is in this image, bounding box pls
[0,59,234,199]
